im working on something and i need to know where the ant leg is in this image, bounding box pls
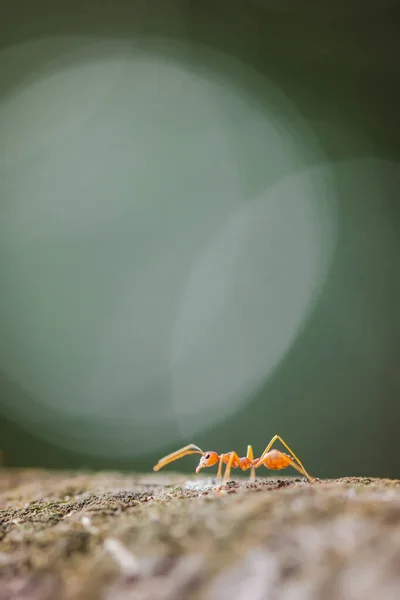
[285,456,314,481]
[223,452,242,485]
[216,454,225,487]
[247,445,255,482]
[257,435,279,462]
[254,435,314,482]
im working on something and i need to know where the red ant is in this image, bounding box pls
[153,434,315,486]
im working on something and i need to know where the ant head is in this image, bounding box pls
[196,451,219,473]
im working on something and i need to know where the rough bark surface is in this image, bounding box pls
[0,470,400,600]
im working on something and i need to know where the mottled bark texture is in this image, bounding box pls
[1,470,400,600]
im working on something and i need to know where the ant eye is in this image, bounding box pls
[205,453,210,459]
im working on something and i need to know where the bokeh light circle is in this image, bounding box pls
[171,164,337,438]
[0,35,326,457]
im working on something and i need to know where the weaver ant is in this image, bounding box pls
[153,434,315,486]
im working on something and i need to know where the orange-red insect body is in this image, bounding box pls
[153,435,315,487]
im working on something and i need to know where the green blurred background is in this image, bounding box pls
[0,0,399,479]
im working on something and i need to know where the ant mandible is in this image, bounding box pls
[153,434,315,486]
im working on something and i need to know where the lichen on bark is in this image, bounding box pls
[1,470,400,600]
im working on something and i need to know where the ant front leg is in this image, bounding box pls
[223,452,241,485]
[223,449,255,486]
